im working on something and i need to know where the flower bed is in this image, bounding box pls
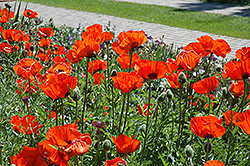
[0,2,250,166]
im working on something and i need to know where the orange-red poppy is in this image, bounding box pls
[197,35,231,58]
[236,109,250,135]
[0,8,14,23]
[230,80,244,97]
[10,115,43,135]
[111,40,128,55]
[39,73,77,100]
[204,160,225,166]
[36,49,51,62]
[46,110,58,120]
[165,58,178,74]
[235,47,250,60]
[111,72,144,94]
[11,146,47,166]
[93,72,105,85]
[100,31,113,43]
[183,42,210,57]
[223,60,250,80]
[191,76,219,94]
[38,38,52,48]
[0,66,2,72]
[137,103,152,116]
[2,29,30,42]
[88,59,107,74]
[112,134,140,154]
[176,50,201,71]
[52,56,67,63]
[46,62,72,75]
[117,52,141,70]
[22,9,38,19]
[38,27,54,38]
[51,44,66,55]
[135,59,169,80]
[0,42,14,53]
[81,24,103,43]
[223,110,240,126]
[164,70,183,89]
[13,58,43,80]
[16,78,39,94]
[104,157,127,166]
[190,115,226,138]
[66,39,100,64]
[0,26,3,32]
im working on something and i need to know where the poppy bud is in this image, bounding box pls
[185,145,194,157]
[22,96,29,104]
[103,139,112,151]
[222,87,231,99]
[166,89,173,100]
[71,86,81,101]
[204,142,212,153]
[111,70,117,77]
[178,72,186,84]
[158,91,167,102]
[29,45,34,52]
[94,141,100,150]
[167,154,175,163]
[139,124,146,133]
[5,4,11,9]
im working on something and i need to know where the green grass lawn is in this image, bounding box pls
[23,0,250,39]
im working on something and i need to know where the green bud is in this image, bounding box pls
[185,145,194,157]
[166,89,173,100]
[71,86,81,101]
[111,70,117,77]
[178,72,186,84]
[158,91,167,102]
[94,141,100,150]
[204,142,212,153]
[222,87,231,99]
[103,139,112,151]
[167,154,175,163]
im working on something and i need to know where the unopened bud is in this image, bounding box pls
[71,86,81,101]
[185,145,194,157]
[22,96,29,104]
[166,89,173,100]
[111,70,117,77]
[158,91,167,102]
[178,72,186,84]
[204,142,212,153]
[103,140,112,151]
[222,87,231,99]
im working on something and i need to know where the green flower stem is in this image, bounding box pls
[140,79,152,165]
[205,52,213,75]
[75,100,78,125]
[118,94,126,134]
[55,100,58,126]
[82,57,90,133]
[61,98,64,126]
[28,79,31,98]
[239,79,248,113]
[30,134,34,147]
[121,92,130,134]
[170,100,174,143]
[208,92,211,114]
[151,102,160,143]
[176,85,184,149]
[205,138,210,162]
[128,49,133,72]
[94,131,101,166]
[25,102,30,115]
[111,85,115,130]
[74,156,79,166]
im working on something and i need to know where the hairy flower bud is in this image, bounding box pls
[178,72,186,84]
[185,145,194,157]
[103,139,112,151]
[166,89,173,100]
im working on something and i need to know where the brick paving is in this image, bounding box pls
[3,1,250,59]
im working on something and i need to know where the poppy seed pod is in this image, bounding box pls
[158,91,167,102]
[204,142,212,153]
[166,89,173,100]
[103,139,112,151]
[222,87,231,99]
[178,72,186,84]
[111,70,117,77]
[185,145,194,157]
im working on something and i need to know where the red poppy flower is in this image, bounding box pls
[51,44,66,55]
[0,66,2,72]
[183,42,210,57]
[165,58,178,74]
[190,115,226,138]
[38,27,54,38]
[104,157,127,166]
[46,110,58,120]
[191,76,219,94]
[93,72,105,85]
[81,24,103,43]
[36,49,51,62]
[88,59,107,74]
[236,109,250,135]
[223,110,240,126]
[197,35,231,58]
[204,160,225,166]
[223,60,250,80]
[38,38,52,48]
[235,47,250,60]
[52,56,67,63]
[111,72,144,94]
[176,50,201,71]
[13,58,43,80]
[39,73,77,100]
[137,103,152,116]
[46,62,72,75]
[16,78,39,94]
[10,115,43,135]
[164,70,183,89]
[11,146,47,166]
[2,29,30,42]
[117,52,141,70]
[101,31,113,43]
[111,41,128,55]
[0,42,13,53]
[112,134,140,154]
[22,9,38,19]
[135,59,169,80]
[0,26,3,32]
[230,80,244,97]
[0,8,14,23]
[66,39,100,64]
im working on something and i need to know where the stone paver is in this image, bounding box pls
[3,1,250,59]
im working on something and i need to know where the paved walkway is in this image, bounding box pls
[3,1,250,59]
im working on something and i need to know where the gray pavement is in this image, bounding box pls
[3,1,250,59]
